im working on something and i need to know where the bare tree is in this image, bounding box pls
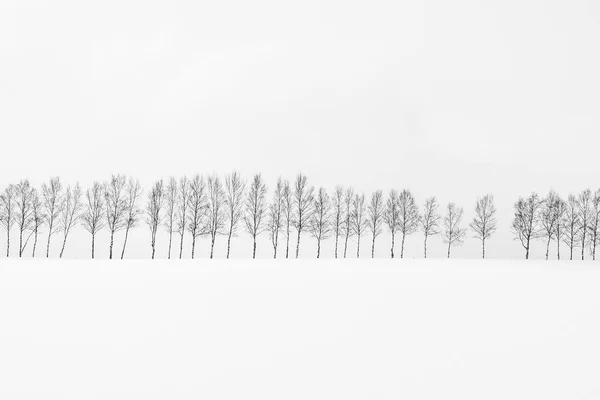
[30,189,45,258]
[331,186,344,258]
[420,197,441,259]
[384,190,400,258]
[244,174,268,259]
[187,175,207,259]
[470,194,498,259]
[367,190,384,258]
[59,183,82,259]
[561,194,581,260]
[511,193,543,260]
[268,178,285,258]
[121,178,143,259]
[577,189,593,260]
[309,187,332,258]
[81,182,105,259]
[397,189,420,258]
[164,177,177,259]
[539,191,561,260]
[588,189,600,260]
[0,185,16,257]
[146,180,164,260]
[206,174,227,259]
[15,180,35,257]
[104,174,128,260]
[42,177,63,258]
[282,180,293,258]
[342,187,355,258]
[293,174,314,258]
[443,202,466,258]
[351,193,367,258]
[224,171,246,259]
[176,176,190,259]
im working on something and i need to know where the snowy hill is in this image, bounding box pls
[0,259,599,399]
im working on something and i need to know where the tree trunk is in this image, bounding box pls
[253,236,257,259]
[391,232,396,259]
[226,230,232,259]
[334,233,339,259]
[151,242,156,260]
[295,229,301,258]
[482,238,486,259]
[317,239,321,259]
[109,231,115,260]
[6,233,10,257]
[32,230,39,258]
[356,235,361,258]
[167,232,173,259]
[557,239,560,260]
[401,233,406,259]
[121,227,130,259]
[545,237,551,260]
[285,226,290,259]
[371,234,375,258]
[344,232,349,258]
[179,233,185,259]
[423,235,427,259]
[19,229,24,257]
[191,236,196,259]
[447,242,451,259]
[91,234,95,259]
[46,222,52,257]
[59,235,67,259]
[525,238,530,260]
[210,235,216,259]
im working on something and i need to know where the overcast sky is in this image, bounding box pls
[1,0,599,259]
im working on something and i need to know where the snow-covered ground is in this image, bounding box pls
[0,259,599,399]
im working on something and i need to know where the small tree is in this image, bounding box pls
[384,190,400,258]
[282,180,293,259]
[206,174,227,259]
[146,180,164,259]
[15,180,35,257]
[397,189,420,258]
[224,171,246,259]
[176,176,190,259]
[470,194,497,259]
[342,187,355,258]
[420,197,441,259]
[42,177,63,258]
[443,202,466,258]
[187,175,207,259]
[59,183,82,259]
[244,174,268,259]
[308,187,332,258]
[164,177,178,259]
[104,174,128,260]
[268,178,285,258]
[561,194,581,260]
[0,185,16,257]
[511,193,543,259]
[293,174,314,258]
[30,189,45,258]
[331,186,345,258]
[588,189,600,260]
[367,190,384,258]
[121,178,143,259]
[577,189,593,260]
[352,193,368,258]
[539,191,561,260]
[82,182,106,259]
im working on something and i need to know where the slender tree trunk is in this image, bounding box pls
[295,229,301,258]
[167,231,173,260]
[317,239,321,259]
[109,231,115,260]
[401,233,406,259]
[423,235,427,259]
[447,242,451,259]
[179,233,184,259]
[32,230,39,258]
[151,241,156,259]
[557,239,560,260]
[91,234,95,259]
[121,227,130,259]
[545,237,551,260]
[569,241,573,260]
[46,222,52,257]
[59,235,67,259]
[210,235,216,259]
[582,233,586,261]
[19,229,24,257]
[191,236,196,259]
[371,234,375,258]
[334,234,339,259]
[356,235,361,258]
[391,232,396,259]
[482,238,486,259]
[344,232,349,258]
[226,230,232,259]
[285,225,290,259]
[525,238,530,260]
[253,235,257,259]
[6,234,9,257]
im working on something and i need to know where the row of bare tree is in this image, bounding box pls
[0,173,499,259]
[512,190,600,260]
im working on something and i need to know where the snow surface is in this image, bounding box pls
[0,259,599,399]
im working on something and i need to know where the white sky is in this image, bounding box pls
[1,0,600,259]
